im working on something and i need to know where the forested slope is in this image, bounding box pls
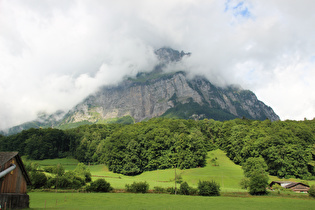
[1,118,314,179]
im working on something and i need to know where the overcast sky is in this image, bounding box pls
[1,0,315,130]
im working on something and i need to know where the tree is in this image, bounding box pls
[125,181,149,193]
[87,179,112,192]
[242,157,268,178]
[74,163,92,182]
[309,185,315,198]
[179,182,189,195]
[239,177,250,189]
[198,180,220,196]
[248,171,269,195]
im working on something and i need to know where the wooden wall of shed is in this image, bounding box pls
[0,157,28,194]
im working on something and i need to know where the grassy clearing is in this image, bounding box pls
[83,149,245,191]
[28,192,315,210]
[23,157,80,171]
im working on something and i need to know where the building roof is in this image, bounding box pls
[0,152,31,185]
[285,182,310,188]
[0,152,19,166]
[269,181,309,188]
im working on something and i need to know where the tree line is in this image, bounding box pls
[0,118,314,179]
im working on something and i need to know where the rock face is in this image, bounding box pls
[3,47,279,134]
[63,70,279,124]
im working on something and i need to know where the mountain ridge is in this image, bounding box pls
[2,48,280,135]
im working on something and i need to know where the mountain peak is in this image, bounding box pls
[155,47,191,63]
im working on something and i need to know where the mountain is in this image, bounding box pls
[3,48,279,135]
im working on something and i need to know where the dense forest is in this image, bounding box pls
[0,118,314,179]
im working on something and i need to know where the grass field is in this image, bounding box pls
[25,149,245,190]
[24,149,315,209]
[24,149,315,190]
[27,192,315,210]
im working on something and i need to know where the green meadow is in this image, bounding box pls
[25,149,246,191]
[28,192,315,210]
[25,149,315,209]
[26,149,315,190]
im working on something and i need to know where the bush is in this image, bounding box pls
[248,171,269,195]
[46,172,85,189]
[87,179,112,192]
[175,174,183,184]
[125,181,149,193]
[154,186,166,193]
[198,180,220,196]
[166,187,175,194]
[29,171,47,189]
[53,164,65,176]
[309,185,315,198]
[239,177,250,189]
[74,163,92,182]
[179,182,190,195]
[43,166,54,173]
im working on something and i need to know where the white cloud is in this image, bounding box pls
[1,0,315,129]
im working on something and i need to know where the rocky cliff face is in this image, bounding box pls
[4,48,280,134]
[63,70,279,124]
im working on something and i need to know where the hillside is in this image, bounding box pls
[24,149,245,191]
[2,118,314,179]
[24,149,315,191]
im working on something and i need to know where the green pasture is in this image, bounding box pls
[24,149,315,190]
[28,192,315,210]
[23,157,80,171]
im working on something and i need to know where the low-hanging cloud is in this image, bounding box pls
[1,0,315,129]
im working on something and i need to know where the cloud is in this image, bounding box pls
[1,0,315,129]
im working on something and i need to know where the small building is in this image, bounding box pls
[269,181,310,193]
[0,152,31,209]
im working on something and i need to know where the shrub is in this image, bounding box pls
[43,166,54,173]
[74,163,92,182]
[154,186,166,193]
[175,174,183,184]
[53,164,65,176]
[248,171,269,195]
[198,180,220,196]
[166,187,175,194]
[46,176,71,189]
[87,179,112,192]
[239,177,250,189]
[125,181,149,193]
[46,172,85,189]
[29,171,47,189]
[179,182,190,195]
[309,185,315,198]
[179,181,198,195]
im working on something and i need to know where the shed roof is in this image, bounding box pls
[0,152,31,185]
[285,182,309,188]
[0,152,19,166]
[269,181,309,188]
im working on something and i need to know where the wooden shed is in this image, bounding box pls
[269,181,310,193]
[0,152,31,209]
